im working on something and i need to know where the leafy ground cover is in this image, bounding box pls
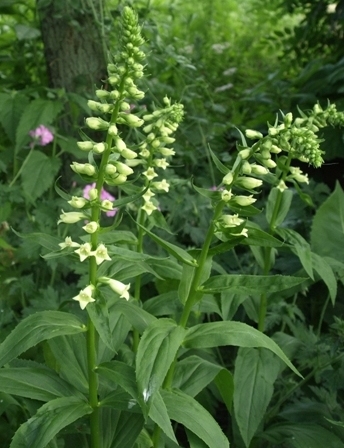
[0,1,344,447]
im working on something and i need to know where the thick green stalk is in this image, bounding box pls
[86,78,126,448]
[164,201,225,388]
[133,209,146,352]
[258,154,292,332]
[152,201,225,447]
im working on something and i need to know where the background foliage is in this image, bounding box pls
[0,0,344,447]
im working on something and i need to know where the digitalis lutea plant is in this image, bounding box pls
[1,6,344,448]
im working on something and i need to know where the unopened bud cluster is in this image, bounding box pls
[56,6,156,310]
[139,97,184,215]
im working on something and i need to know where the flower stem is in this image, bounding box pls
[87,317,100,448]
[258,153,292,332]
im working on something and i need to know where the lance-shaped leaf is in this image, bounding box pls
[47,334,88,394]
[184,321,301,377]
[149,390,178,444]
[0,311,86,368]
[97,361,140,406]
[10,397,92,448]
[266,187,293,227]
[12,229,61,252]
[0,365,84,402]
[162,388,229,448]
[108,299,156,334]
[133,218,198,267]
[136,319,186,407]
[200,274,307,295]
[234,348,280,447]
[173,355,234,412]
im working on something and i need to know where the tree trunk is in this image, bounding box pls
[36,0,107,95]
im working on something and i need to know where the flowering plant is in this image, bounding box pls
[1,7,344,448]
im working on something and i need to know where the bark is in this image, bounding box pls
[37,0,107,94]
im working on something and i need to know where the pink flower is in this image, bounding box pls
[29,125,54,146]
[83,183,117,217]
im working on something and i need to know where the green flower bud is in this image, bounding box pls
[121,114,144,127]
[241,161,252,174]
[270,145,282,154]
[223,171,234,185]
[85,117,109,130]
[245,129,263,139]
[95,89,109,99]
[93,142,107,154]
[250,164,269,175]
[115,162,134,176]
[234,195,257,206]
[105,164,117,176]
[221,189,232,202]
[115,138,127,151]
[239,149,251,159]
[82,221,99,234]
[121,148,137,159]
[58,210,87,224]
[108,124,118,136]
[89,188,98,200]
[68,196,87,208]
[108,174,127,185]
[159,147,175,157]
[236,177,263,189]
[77,141,94,151]
[70,162,96,176]
[160,136,175,144]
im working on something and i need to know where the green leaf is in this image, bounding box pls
[15,24,40,40]
[234,348,280,447]
[201,274,307,295]
[149,391,178,443]
[0,92,29,143]
[108,298,156,334]
[184,321,301,377]
[21,151,61,201]
[311,182,344,263]
[87,300,116,352]
[107,411,144,448]
[266,187,293,227]
[12,229,61,252]
[136,319,186,406]
[264,423,344,448]
[99,389,141,413]
[0,311,86,368]
[242,223,285,247]
[311,253,337,304]
[208,147,229,175]
[134,219,198,267]
[10,397,92,448]
[161,388,229,448]
[15,98,63,152]
[173,355,223,397]
[143,292,182,317]
[0,365,84,402]
[47,334,88,394]
[97,361,140,405]
[214,368,234,413]
[276,228,314,279]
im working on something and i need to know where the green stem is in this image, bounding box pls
[133,209,146,352]
[257,153,292,332]
[9,146,35,187]
[317,293,330,336]
[87,317,100,448]
[152,201,225,447]
[165,201,225,388]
